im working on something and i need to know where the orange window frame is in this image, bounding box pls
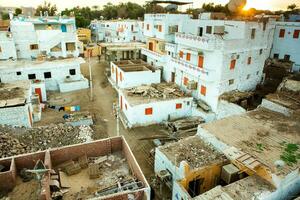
[230,59,236,70]
[179,51,183,58]
[279,29,285,38]
[293,30,300,39]
[183,77,189,86]
[176,103,182,109]
[186,53,191,61]
[201,85,206,96]
[198,55,204,68]
[145,107,153,115]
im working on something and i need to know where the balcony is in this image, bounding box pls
[175,33,217,51]
[141,48,166,62]
[170,57,215,82]
[165,42,177,53]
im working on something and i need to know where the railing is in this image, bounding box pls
[175,33,217,50]
[170,57,215,81]
[141,48,164,59]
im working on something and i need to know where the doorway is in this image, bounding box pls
[188,178,203,197]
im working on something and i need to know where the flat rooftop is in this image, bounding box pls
[113,60,156,72]
[194,175,274,200]
[159,135,227,169]
[265,76,300,111]
[0,81,31,108]
[0,57,85,71]
[122,83,192,106]
[201,108,300,177]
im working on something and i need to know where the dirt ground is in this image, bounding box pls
[33,57,171,199]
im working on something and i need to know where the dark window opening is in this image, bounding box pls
[198,27,203,36]
[273,53,279,59]
[16,71,21,75]
[44,72,51,79]
[206,26,212,34]
[28,74,36,80]
[69,69,76,75]
[188,178,203,197]
[251,29,256,39]
[284,54,290,61]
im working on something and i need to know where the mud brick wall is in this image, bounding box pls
[40,151,51,200]
[0,158,17,192]
[50,137,123,167]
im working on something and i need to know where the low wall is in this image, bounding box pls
[0,137,150,200]
[59,77,89,93]
[0,104,32,128]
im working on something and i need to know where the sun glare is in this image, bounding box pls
[242,0,274,11]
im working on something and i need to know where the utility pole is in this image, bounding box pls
[113,102,120,137]
[88,49,93,101]
[116,102,120,137]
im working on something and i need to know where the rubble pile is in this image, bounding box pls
[127,83,187,99]
[0,124,94,158]
[161,136,227,168]
[0,132,29,158]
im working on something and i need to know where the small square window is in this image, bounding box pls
[259,49,263,55]
[69,69,76,75]
[176,103,182,109]
[247,74,250,79]
[256,71,259,75]
[284,55,290,61]
[28,74,36,80]
[30,44,38,50]
[16,71,21,76]
[229,79,234,85]
[206,26,212,34]
[44,72,51,79]
[274,53,279,59]
[145,107,153,115]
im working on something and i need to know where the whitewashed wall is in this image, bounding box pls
[0,104,32,128]
[119,93,193,127]
[110,62,161,88]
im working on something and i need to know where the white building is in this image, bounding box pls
[110,60,161,88]
[142,13,275,113]
[155,105,300,199]
[0,57,89,93]
[0,31,17,60]
[0,81,37,127]
[141,14,190,69]
[119,83,194,128]
[91,20,145,43]
[270,21,300,72]
[10,16,80,59]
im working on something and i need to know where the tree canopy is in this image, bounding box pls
[35,1,57,16]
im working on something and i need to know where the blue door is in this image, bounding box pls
[61,24,67,32]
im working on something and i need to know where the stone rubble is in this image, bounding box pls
[0,123,94,158]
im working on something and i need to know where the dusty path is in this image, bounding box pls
[34,57,171,199]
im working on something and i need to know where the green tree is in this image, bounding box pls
[14,8,22,16]
[287,4,297,11]
[1,13,9,20]
[144,2,165,13]
[35,1,57,16]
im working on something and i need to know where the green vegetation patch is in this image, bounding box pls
[280,143,300,166]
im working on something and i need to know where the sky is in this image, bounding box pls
[0,0,299,11]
